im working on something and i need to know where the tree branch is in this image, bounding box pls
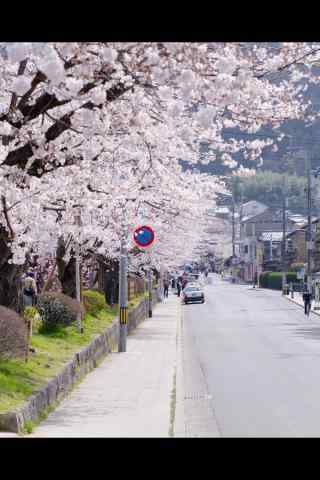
[1,195,15,239]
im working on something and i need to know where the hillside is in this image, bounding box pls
[189,56,320,179]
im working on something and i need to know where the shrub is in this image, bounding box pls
[268,272,283,290]
[259,271,297,290]
[259,271,272,288]
[82,290,106,316]
[38,292,84,331]
[23,306,42,334]
[287,272,298,284]
[0,306,28,359]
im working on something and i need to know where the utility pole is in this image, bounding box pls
[231,179,236,284]
[281,187,288,295]
[231,177,238,258]
[118,235,128,352]
[75,211,82,333]
[148,267,153,317]
[232,201,236,258]
[307,155,313,292]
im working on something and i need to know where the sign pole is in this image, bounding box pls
[132,224,155,319]
[148,265,153,318]
[118,236,128,352]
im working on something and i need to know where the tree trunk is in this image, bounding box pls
[0,227,23,311]
[56,237,77,298]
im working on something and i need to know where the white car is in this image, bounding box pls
[182,285,205,304]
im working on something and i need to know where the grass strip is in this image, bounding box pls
[0,294,146,415]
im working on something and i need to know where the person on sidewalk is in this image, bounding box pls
[303,285,312,316]
[181,274,188,290]
[22,271,37,307]
[164,279,169,298]
[177,279,182,297]
[104,268,116,307]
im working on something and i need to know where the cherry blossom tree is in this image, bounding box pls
[1,42,320,306]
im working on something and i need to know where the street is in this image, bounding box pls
[176,274,320,437]
[2,42,320,439]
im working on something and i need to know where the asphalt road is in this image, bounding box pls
[179,274,320,437]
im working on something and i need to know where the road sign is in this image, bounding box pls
[133,225,155,248]
[297,268,305,280]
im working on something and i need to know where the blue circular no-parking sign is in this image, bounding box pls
[133,225,155,248]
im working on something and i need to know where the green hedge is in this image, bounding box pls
[259,271,298,290]
[82,289,107,316]
[38,293,84,332]
[259,271,272,288]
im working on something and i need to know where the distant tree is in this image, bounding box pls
[236,171,311,213]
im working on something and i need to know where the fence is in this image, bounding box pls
[128,275,145,301]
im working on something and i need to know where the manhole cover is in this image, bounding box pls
[184,393,212,401]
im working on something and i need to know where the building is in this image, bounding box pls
[286,229,306,268]
[285,218,319,272]
[240,200,269,219]
[259,231,283,272]
[238,205,298,282]
[239,207,283,281]
[214,206,230,219]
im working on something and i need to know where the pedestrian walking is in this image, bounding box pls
[171,278,176,289]
[22,270,37,308]
[164,279,169,298]
[177,280,181,297]
[104,267,116,306]
[303,285,312,316]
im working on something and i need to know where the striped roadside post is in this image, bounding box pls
[118,237,128,352]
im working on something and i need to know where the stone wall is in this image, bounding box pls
[127,287,162,334]
[0,288,161,433]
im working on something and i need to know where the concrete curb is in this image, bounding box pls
[173,298,186,437]
[0,290,161,434]
[284,294,320,317]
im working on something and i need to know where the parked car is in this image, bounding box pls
[185,282,199,288]
[182,285,205,304]
[187,273,200,282]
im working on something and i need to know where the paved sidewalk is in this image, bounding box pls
[30,294,179,437]
[285,292,320,317]
[0,432,19,438]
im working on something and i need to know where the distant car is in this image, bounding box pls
[182,285,205,304]
[187,273,200,282]
[185,282,198,288]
